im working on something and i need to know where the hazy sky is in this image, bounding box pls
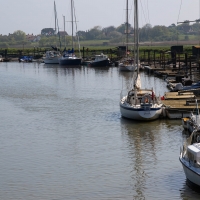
[0,0,200,35]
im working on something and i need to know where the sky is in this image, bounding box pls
[0,0,200,35]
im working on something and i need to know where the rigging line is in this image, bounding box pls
[177,0,183,23]
[139,0,150,38]
[73,0,81,57]
[146,0,150,25]
[56,5,62,49]
[129,0,134,26]
[139,0,148,26]
[176,0,183,45]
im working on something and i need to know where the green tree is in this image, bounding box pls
[13,30,26,41]
[116,23,132,34]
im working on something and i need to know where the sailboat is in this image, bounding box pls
[59,0,81,66]
[119,0,163,121]
[119,0,136,72]
[179,128,200,187]
[44,1,61,64]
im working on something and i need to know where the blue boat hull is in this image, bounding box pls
[59,58,81,65]
[90,59,110,67]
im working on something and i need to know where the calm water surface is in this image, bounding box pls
[0,62,200,200]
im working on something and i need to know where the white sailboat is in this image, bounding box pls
[44,1,61,64]
[180,129,200,187]
[119,0,163,121]
[119,0,136,72]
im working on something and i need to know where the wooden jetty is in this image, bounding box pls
[162,92,198,119]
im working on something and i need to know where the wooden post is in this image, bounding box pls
[83,46,85,59]
[159,51,161,66]
[189,57,191,76]
[163,52,165,70]
[185,53,188,67]
[173,52,176,68]
[199,62,200,74]
[148,50,150,65]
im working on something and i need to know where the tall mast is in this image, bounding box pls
[135,0,139,74]
[63,15,66,47]
[71,0,74,49]
[134,0,139,88]
[54,1,56,34]
[126,0,128,57]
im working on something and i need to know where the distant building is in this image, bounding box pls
[26,34,41,42]
[33,35,41,42]
[41,28,55,36]
[58,31,68,36]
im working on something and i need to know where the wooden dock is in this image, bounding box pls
[164,92,195,100]
[161,92,198,119]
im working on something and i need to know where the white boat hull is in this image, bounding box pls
[180,155,200,187]
[120,103,162,121]
[44,57,60,64]
[119,63,136,72]
[119,63,137,72]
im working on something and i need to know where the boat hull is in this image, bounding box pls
[180,156,200,187]
[119,63,136,72]
[44,57,60,64]
[119,64,135,72]
[90,59,110,67]
[59,58,82,65]
[120,103,162,121]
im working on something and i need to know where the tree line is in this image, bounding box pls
[0,21,200,48]
[77,21,200,43]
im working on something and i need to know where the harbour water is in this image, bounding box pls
[0,62,200,200]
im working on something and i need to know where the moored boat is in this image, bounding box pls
[59,48,81,65]
[59,0,81,66]
[180,129,200,187]
[90,53,110,67]
[119,59,137,72]
[118,0,136,72]
[119,0,163,121]
[43,50,61,64]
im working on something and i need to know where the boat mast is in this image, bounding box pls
[54,0,61,50]
[135,0,139,73]
[54,1,57,34]
[63,15,66,48]
[71,0,74,50]
[134,0,139,88]
[126,0,128,57]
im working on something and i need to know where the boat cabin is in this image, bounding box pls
[94,53,108,61]
[187,143,200,166]
[46,51,60,58]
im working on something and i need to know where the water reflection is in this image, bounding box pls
[120,119,161,199]
[89,66,110,74]
[179,179,200,199]
[120,118,187,199]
